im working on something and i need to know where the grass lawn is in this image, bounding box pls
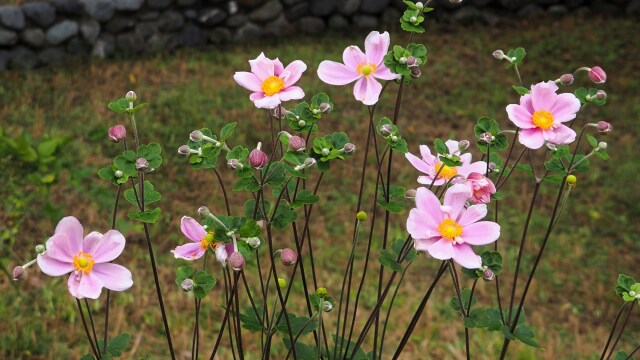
[1,13,639,359]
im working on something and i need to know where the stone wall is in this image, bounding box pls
[0,0,638,70]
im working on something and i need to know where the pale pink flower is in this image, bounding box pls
[317,31,399,105]
[234,53,307,109]
[405,140,487,186]
[172,216,234,266]
[407,185,500,269]
[36,216,133,299]
[506,81,581,149]
[464,172,496,204]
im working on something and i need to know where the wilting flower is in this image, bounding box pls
[464,172,496,204]
[405,140,487,186]
[407,185,500,269]
[506,81,581,149]
[36,216,133,299]
[234,53,307,109]
[172,216,234,265]
[317,31,399,105]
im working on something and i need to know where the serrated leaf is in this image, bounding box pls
[513,85,530,96]
[615,274,636,297]
[220,122,237,140]
[379,249,402,272]
[513,325,541,348]
[272,206,297,230]
[128,208,161,223]
[124,180,160,206]
[107,333,131,356]
[176,266,194,287]
[291,190,320,208]
[434,138,449,155]
[376,199,404,214]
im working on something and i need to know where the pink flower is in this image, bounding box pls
[317,31,399,105]
[588,66,606,84]
[405,140,487,186]
[36,216,133,299]
[172,216,235,266]
[407,185,500,269]
[464,172,496,204]
[506,81,581,149]
[233,53,307,109]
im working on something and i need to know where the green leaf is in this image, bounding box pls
[283,339,317,360]
[614,351,631,360]
[450,288,477,314]
[544,158,566,173]
[80,355,95,360]
[220,122,237,140]
[107,333,131,356]
[615,274,637,297]
[512,85,530,96]
[114,150,138,177]
[124,180,160,206]
[137,143,163,169]
[379,249,402,272]
[272,206,297,230]
[587,134,598,148]
[276,313,317,336]
[240,306,264,332]
[434,138,449,155]
[128,208,161,223]
[376,199,404,214]
[291,190,320,208]
[515,164,533,174]
[233,177,261,192]
[194,271,216,291]
[464,308,503,331]
[513,325,542,348]
[175,266,194,286]
[239,220,261,238]
[481,251,503,275]
[572,154,590,173]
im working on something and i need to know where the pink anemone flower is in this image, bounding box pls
[172,216,235,266]
[407,185,500,269]
[464,172,496,204]
[317,31,399,105]
[506,81,581,149]
[234,52,307,109]
[36,216,133,299]
[405,140,487,186]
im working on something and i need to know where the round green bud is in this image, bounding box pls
[278,277,287,289]
[566,175,577,185]
[356,211,368,221]
[316,287,328,298]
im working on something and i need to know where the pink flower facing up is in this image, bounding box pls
[464,172,496,204]
[234,53,307,109]
[36,216,133,299]
[405,140,487,186]
[317,31,399,105]
[407,185,501,269]
[506,81,581,149]
[172,216,235,266]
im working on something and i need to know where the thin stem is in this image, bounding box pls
[84,299,100,357]
[233,269,245,360]
[624,344,640,360]
[606,302,636,360]
[76,299,100,359]
[284,312,319,360]
[379,262,412,359]
[214,168,231,216]
[600,303,629,360]
[208,274,239,360]
[104,184,122,355]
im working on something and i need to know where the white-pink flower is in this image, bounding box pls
[464,172,496,204]
[172,216,235,266]
[234,53,307,109]
[407,185,500,269]
[405,140,487,186]
[506,81,581,149]
[36,216,133,299]
[317,31,399,105]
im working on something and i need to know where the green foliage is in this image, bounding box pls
[108,98,147,114]
[378,239,416,272]
[449,288,477,315]
[123,180,161,206]
[462,251,503,278]
[505,47,526,67]
[473,116,509,151]
[574,87,607,106]
[175,266,194,287]
[128,208,161,223]
[615,274,637,297]
[512,85,530,95]
[376,117,409,153]
[291,190,320,208]
[383,43,427,79]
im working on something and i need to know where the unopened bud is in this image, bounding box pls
[449,0,462,3]
[488,162,498,172]
[316,287,328,298]
[566,175,577,185]
[229,252,245,270]
[323,301,333,312]
[596,121,612,133]
[190,130,204,142]
[12,266,26,282]
[321,148,330,156]
[181,278,194,292]
[559,74,574,85]
[227,158,242,170]
[304,158,317,168]
[125,90,137,102]
[458,140,470,151]
[406,56,418,67]
[198,206,211,217]
[588,66,606,84]
[597,141,607,150]
[479,132,494,144]
[380,124,393,136]
[272,107,287,119]
[390,135,398,142]
[546,143,558,151]
[35,244,46,254]
[595,90,607,100]
[492,50,505,60]
[399,57,407,64]
[289,136,306,152]
[343,143,356,154]
[246,237,261,248]
[415,2,424,10]
[280,248,297,266]
[356,211,368,221]
[108,125,127,143]
[178,145,191,157]
[410,16,417,23]
[135,158,149,170]
[249,143,268,169]
[405,189,417,199]
[410,67,421,78]
[319,103,331,113]
[482,268,495,282]
[278,277,287,289]
[114,170,123,178]
[298,119,306,127]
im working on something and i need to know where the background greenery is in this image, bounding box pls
[1,13,639,359]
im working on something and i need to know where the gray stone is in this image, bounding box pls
[310,0,335,16]
[498,0,529,10]
[66,37,89,56]
[199,8,227,26]
[592,2,621,15]
[282,0,305,4]
[471,0,494,6]
[0,6,25,30]
[105,16,136,32]
[0,50,9,70]
[237,0,266,7]
[209,27,231,43]
[565,0,585,8]
[116,31,144,52]
[21,3,56,27]
[51,1,83,16]
[264,14,294,35]
[517,4,545,17]
[381,7,400,26]
[249,0,283,23]
[114,0,144,11]
[452,5,484,24]
[46,20,79,45]
[548,5,568,15]
[9,46,39,69]
[184,9,197,19]
[80,19,101,43]
[0,29,18,46]
[285,2,309,21]
[338,0,360,15]
[296,16,325,34]
[327,14,348,29]
[177,0,198,5]
[146,33,177,52]
[629,0,640,15]
[233,22,262,42]
[38,47,66,65]
[360,0,391,14]
[21,28,45,48]
[536,0,560,4]
[138,11,161,21]
[158,10,185,32]
[178,24,207,46]
[226,14,248,27]
[92,33,115,58]
[148,0,173,9]
[352,15,378,29]
[135,21,158,39]
[482,9,501,26]
[82,0,115,22]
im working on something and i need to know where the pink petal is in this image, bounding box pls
[342,45,366,70]
[234,72,263,92]
[459,153,472,165]
[549,93,581,123]
[83,230,125,263]
[407,208,439,240]
[544,125,576,145]
[37,254,74,276]
[417,175,445,186]
[273,58,285,76]
[458,204,488,227]
[405,152,433,174]
[364,31,390,65]
[92,263,133,292]
[77,272,104,300]
[458,161,488,177]
[451,244,482,269]
[317,60,360,86]
[414,237,438,252]
[171,242,206,261]
[461,221,500,245]
[254,94,281,109]
[530,81,558,111]
[373,65,399,81]
[249,52,274,81]
[518,128,545,149]
[215,244,232,266]
[54,216,84,255]
[445,140,459,154]
[506,104,535,129]
[181,216,207,243]
[277,86,305,102]
[427,238,454,260]
[281,60,307,87]
[519,93,535,113]
[415,187,444,223]
[443,184,471,220]
[43,233,76,262]
[355,76,382,105]
[68,274,81,298]
[250,92,265,101]
[419,145,435,164]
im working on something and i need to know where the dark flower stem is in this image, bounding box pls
[606,302,636,360]
[76,298,100,359]
[208,272,239,360]
[84,299,100,357]
[103,184,122,355]
[600,302,630,360]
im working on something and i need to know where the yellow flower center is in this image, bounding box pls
[435,162,458,180]
[532,110,555,130]
[357,62,377,77]
[261,76,285,96]
[438,219,463,240]
[200,232,215,251]
[73,252,95,274]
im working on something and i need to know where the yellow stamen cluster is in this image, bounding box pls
[438,219,463,241]
[532,110,555,130]
[261,76,285,96]
[435,162,458,180]
[73,252,95,274]
[200,232,216,250]
[357,62,378,77]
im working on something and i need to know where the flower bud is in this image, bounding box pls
[114,170,123,178]
[410,67,421,78]
[390,135,398,142]
[312,108,321,115]
[323,301,333,312]
[399,57,407,64]
[227,158,243,170]
[405,189,417,199]
[409,16,417,23]
[415,2,424,10]
[108,125,127,143]
[492,50,504,60]
[406,56,418,67]
[272,107,287,119]
[343,143,356,154]
[35,244,46,254]
[12,266,26,282]
[319,103,331,113]
[458,140,470,151]
[356,211,368,221]
[298,119,306,127]
[559,74,574,85]
[135,158,149,170]
[588,66,606,84]
[479,132,494,144]
[595,90,607,100]
[280,248,297,266]
[566,175,577,185]
[229,251,245,270]
[249,143,268,170]
[316,287,328,298]
[190,130,204,142]
[598,141,607,150]
[246,237,261,248]
[449,0,462,4]
[125,90,137,102]
[321,148,330,156]
[289,136,306,152]
[181,278,194,292]
[546,143,557,151]
[304,158,317,168]
[178,145,191,157]
[278,277,287,289]
[198,206,211,217]
[596,121,612,133]
[482,268,495,282]
[380,124,393,136]
[488,162,498,172]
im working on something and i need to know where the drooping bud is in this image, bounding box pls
[303,158,317,168]
[190,130,204,142]
[12,266,26,282]
[598,141,607,150]
[316,287,328,298]
[488,162,498,172]
[108,125,127,143]
[415,1,424,10]
[126,90,137,103]
[559,74,574,85]
[405,189,417,199]
[181,278,195,292]
[35,244,46,254]
[410,67,421,78]
[272,106,287,119]
[135,158,149,170]
[319,103,331,113]
[198,206,211,217]
[280,248,297,266]
[458,140,470,151]
[343,143,356,154]
[380,124,393,136]
[595,90,607,100]
[178,145,191,157]
[323,301,333,312]
[278,277,287,289]
[406,56,418,67]
[228,252,245,270]
[482,268,495,282]
[289,136,306,152]
[356,211,368,221]
[249,143,268,169]
[588,66,606,84]
[246,237,261,249]
[492,50,505,60]
[479,132,495,144]
[227,158,243,170]
[596,121,612,133]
